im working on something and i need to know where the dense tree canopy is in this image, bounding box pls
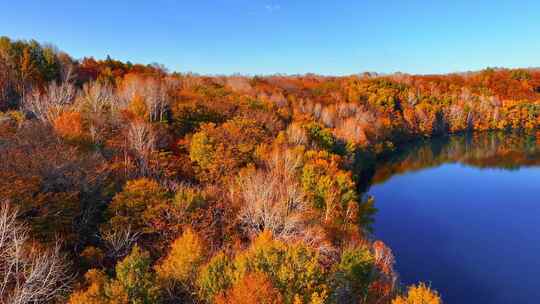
[1,36,539,303]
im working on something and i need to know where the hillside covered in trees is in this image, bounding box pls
[1,37,539,304]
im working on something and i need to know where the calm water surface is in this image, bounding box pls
[366,133,540,303]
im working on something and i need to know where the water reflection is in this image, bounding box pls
[367,132,540,188]
[364,132,540,304]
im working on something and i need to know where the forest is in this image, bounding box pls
[0,37,539,304]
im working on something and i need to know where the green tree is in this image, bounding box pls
[115,246,161,304]
[69,246,162,304]
[332,246,376,303]
[197,252,234,302]
[232,231,329,303]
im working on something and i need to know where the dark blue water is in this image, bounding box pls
[367,133,540,303]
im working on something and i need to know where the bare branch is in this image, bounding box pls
[22,81,76,123]
[233,149,307,241]
[0,202,72,304]
[100,225,140,260]
[127,120,156,176]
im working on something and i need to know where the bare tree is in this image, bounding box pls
[120,75,170,122]
[286,122,308,146]
[372,240,398,297]
[76,81,119,144]
[127,120,156,176]
[78,81,117,114]
[334,117,368,146]
[0,202,72,304]
[100,225,140,260]
[313,102,322,119]
[144,78,169,122]
[22,81,76,123]
[59,58,76,84]
[234,169,307,240]
[232,148,308,241]
[320,105,336,127]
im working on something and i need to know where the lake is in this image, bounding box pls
[366,132,540,303]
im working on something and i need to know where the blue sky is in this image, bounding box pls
[1,0,539,75]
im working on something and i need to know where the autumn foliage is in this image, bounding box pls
[53,111,84,139]
[392,283,441,304]
[214,272,283,304]
[3,36,540,303]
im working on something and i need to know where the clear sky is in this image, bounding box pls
[1,0,539,75]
